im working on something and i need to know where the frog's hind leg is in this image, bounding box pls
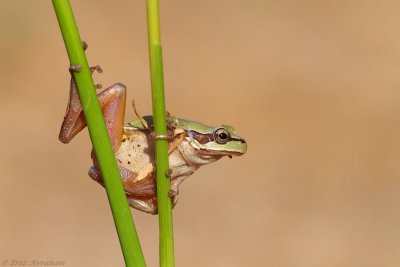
[127,196,179,214]
[59,65,102,143]
[59,70,126,151]
[93,83,126,150]
[89,165,159,214]
[127,197,159,215]
[89,166,158,214]
[90,166,178,214]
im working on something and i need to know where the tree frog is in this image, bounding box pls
[59,64,247,214]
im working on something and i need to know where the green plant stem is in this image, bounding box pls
[52,1,146,266]
[146,1,175,266]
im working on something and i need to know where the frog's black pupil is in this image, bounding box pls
[219,132,228,139]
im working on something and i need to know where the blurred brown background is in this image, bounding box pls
[1,0,400,266]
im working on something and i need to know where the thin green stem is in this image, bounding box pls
[52,1,146,266]
[146,1,175,266]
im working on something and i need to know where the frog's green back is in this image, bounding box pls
[126,115,238,136]
[126,116,154,130]
[173,118,215,134]
[127,115,216,132]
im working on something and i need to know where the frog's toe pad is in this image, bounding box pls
[168,189,178,198]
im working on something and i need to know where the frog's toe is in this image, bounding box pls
[168,188,178,198]
[69,64,81,73]
[90,65,103,74]
[88,166,103,185]
[165,169,173,178]
[82,41,88,50]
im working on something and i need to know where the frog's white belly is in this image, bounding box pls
[116,130,216,183]
[116,130,154,179]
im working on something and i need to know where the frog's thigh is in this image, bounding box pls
[127,197,158,215]
[89,166,160,214]
[59,83,126,151]
[97,83,126,151]
[88,165,134,185]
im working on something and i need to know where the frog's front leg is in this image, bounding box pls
[168,175,190,198]
[58,67,126,151]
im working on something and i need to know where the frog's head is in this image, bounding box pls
[173,117,247,158]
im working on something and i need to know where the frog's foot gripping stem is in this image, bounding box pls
[148,128,185,154]
[69,63,102,73]
[169,174,189,197]
[90,65,102,74]
[89,65,103,89]
[82,40,88,51]
[69,64,82,73]
[166,169,177,198]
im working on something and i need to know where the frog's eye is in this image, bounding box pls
[213,128,230,144]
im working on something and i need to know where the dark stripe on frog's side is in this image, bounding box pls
[126,115,246,156]
[190,130,246,144]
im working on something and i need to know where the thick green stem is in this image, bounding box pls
[52,1,146,266]
[146,1,175,266]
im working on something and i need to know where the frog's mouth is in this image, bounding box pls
[196,148,245,157]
